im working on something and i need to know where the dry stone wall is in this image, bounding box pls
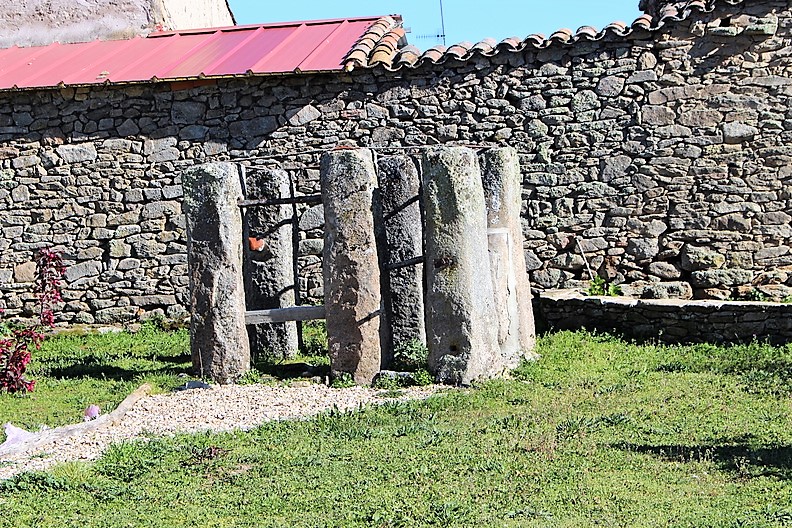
[538,289,792,344]
[1,0,792,324]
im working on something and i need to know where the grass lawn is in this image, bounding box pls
[0,323,191,434]
[1,329,791,527]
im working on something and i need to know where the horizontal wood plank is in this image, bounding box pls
[245,305,326,324]
[238,194,322,208]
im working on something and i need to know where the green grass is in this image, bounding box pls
[2,331,792,527]
[250,320,330,381]
[300,320,329,359]
[1,321,332,436]
[0,323,190,437]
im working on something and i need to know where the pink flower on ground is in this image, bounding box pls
[84,405,101,421]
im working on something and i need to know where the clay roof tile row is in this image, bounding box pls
[344,0,746,71]
[343,16,404,70]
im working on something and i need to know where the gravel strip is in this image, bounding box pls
[0,384,440,479]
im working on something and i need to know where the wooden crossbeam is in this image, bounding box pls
[245,305,326,325]
[385,255,424,271]
[238,194,322,208]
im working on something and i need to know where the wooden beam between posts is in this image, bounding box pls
[238,194,322,208]
[245,305,326,325]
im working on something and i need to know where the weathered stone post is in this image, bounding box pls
[481,147,538,365]
[321,149,383,384]
[182,163,250,384]
[377,155,426,366]
[243,168,298,362]
[422,147,502,385]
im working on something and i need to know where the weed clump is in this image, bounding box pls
[330,372,356,388]
[587,275,622,297]
[392,339,429,371]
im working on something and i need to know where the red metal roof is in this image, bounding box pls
[0,16,394,91]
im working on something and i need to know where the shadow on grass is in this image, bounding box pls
[41,349,327,383]
[613,437,792,480]
[40,353,191,381]
[255,361,329,380]
[654,343,792,396]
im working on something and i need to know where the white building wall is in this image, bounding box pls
[0,0,235,48]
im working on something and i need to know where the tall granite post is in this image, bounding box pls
[422,147,502,385]
[480,147,538,366]
[377,155,426,367]
[182,163,250,384]
[321,149,383,384]
[243,168,298,362]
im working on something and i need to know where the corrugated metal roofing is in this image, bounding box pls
[0,16,395,91]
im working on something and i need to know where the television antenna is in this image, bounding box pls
[412,0,447,46]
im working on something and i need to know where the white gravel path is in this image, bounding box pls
[0,383,440,479]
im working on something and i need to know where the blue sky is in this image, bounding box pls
[227,1,644,48]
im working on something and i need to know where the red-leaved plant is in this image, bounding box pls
[34,249,65,329]
[0,249,64,394]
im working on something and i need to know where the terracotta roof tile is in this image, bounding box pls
[394,45,421,67]
[631,15,654,30]
[497,36,527,51]
[345,48,370,65]
[369,49,394,65]
[548,28,575,44]
[343,15,405,71]
[446,42,473,59]
[371,26,406,61]
[344,0,749,71]
[608,21,632,35]
[420,46,447,63]
[471,38,498,55]
[576,26,601,40]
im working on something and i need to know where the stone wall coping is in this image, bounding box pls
[540,289,792,311]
